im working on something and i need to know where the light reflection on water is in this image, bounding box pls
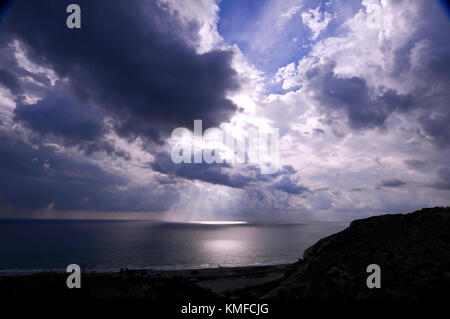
[203,239,245,252]
[189,221,247,225]
[204,239,245,255]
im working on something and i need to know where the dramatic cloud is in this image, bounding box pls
[404,159,427,169]
[0,0,239,143]
[273,175,309,194]
[12,84,134,159]
[150,152,309,195]
[0,0,449,220]
[0,67,21,95]
[430,167,450,190]
[150,152,255,189]
[0,41,53,104]
[308,63,415,130]
[276,0,450,145]
[14,85,105,144]
[0,126,178,211]
[380,179,406,188]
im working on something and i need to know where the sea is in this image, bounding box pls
[0,219,347,274]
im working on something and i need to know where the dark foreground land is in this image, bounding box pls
[0,207,449,301]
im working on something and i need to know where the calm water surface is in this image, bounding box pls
[0,219,347,272]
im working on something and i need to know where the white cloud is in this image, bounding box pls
[301,6,334,40]
[157,0,222,53]
[257,0,450,218]
[278,5,303,28]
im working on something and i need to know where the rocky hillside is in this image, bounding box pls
[266,207,450,299]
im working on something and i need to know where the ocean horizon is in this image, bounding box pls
[0,219,346,274]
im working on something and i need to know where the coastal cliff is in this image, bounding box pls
[266,207,450,299]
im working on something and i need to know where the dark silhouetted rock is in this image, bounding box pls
[266,207,450,299]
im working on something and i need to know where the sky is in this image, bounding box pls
[0,0,449,222]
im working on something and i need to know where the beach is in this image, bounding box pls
[0,263,297,300]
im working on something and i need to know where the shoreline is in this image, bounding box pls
[0,261,295,277]
[0,263,296,299]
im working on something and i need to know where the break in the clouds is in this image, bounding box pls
[0,0,449,221]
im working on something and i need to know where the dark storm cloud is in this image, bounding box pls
[429,167,450,190]
[0,128,176,211]
[348,187,365,192]
[0,0,239,143]
[410,24,450,148]
[14,85,104,143]
[13,85,131,159]
[0,128,123,210]
[251,164,309,195]
[150,152,255,189]
[306,58,450,147]
[380,178,406,188]
[248,164,298,182]
[150,153,310,194]
[0,0,299,214]
[310,65,414,130]
[419,108,450,148]
[404,159,426,168]
[0,42,50,99]
[273,175,309,195]
[78,139,131,161]
[0,67,20,94]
